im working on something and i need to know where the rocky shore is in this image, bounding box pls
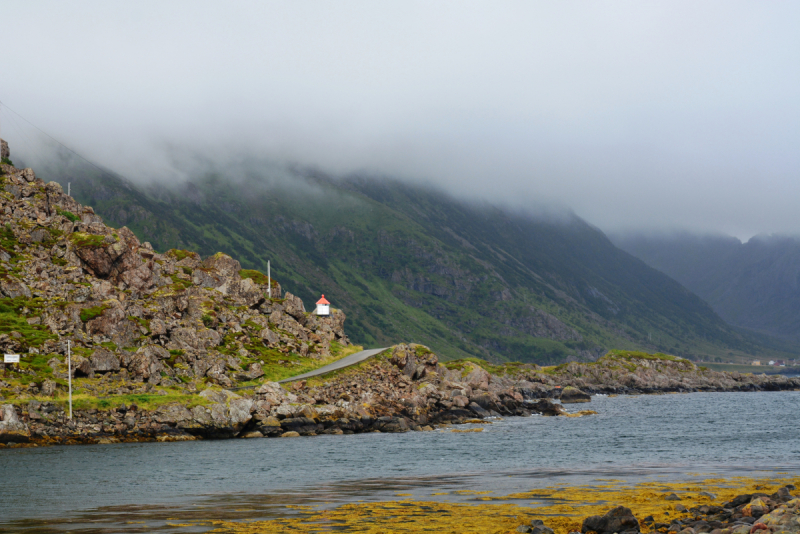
[520,483,800,534]
[3,343,799,447]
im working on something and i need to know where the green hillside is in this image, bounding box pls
[25,153,799,364]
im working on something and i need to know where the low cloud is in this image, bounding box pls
[2,1,799,239]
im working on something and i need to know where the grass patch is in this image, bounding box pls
[169,274,193,291]
[166,249,197,262]
[69,232,105,249]
[0,223,19,257]
[442,357,533,377]
[0,297,56,347]
[58,210,80,223]
[602,350,689,364]
[69,392,210,411]
[80,303,109,323]
[241,342,365,384]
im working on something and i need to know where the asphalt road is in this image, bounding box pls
[278,347,390,383]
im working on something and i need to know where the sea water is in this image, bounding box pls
[1,391,799,532]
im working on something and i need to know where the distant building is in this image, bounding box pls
[315,295,330,316]
[768,360,775,366]
[752,360,761,366]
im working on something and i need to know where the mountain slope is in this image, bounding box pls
[21,150,798,363]
[615,232,800,342]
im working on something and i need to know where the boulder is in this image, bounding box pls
[0,279,32,299]
[464,362,491,389]
[73,227,142,282]
[254,414,283,436]
[85,302,140,348]
[168,327,221,351]
[529,399,566,416]
[71,355,93,377]
[125,345,169,382]
[389,344,438,380]
[560,386,591,404]
[280,417,321,435]
[41,379,58,397]
[182,391,254,438]
[119,262,155,291]
[90,348,120,373]
[0,404,30,443]
[582,506,640,534]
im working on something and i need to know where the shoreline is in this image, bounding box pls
[3,348,799,448]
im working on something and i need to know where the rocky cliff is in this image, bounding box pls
[0,157,353,443]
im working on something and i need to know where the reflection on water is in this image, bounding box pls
[1,392,799,533]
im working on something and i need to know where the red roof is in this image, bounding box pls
[316,295,330,305]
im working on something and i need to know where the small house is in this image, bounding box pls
[752,360,761,366]
[315,295,330,316]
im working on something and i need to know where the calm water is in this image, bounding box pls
[1,391,799,532]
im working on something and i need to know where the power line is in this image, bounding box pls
[0,99,111,176]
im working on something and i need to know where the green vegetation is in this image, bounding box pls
[58,210,80,222]
[68,232,105,248]
[166,249,196,262]
[0,297,57,348]
[0,223,18,257]
[442,357,530,376]
[80,303,109,323]
[169,274,192,291]
[602,349,688,364]
[49,154,800,365]
[1,157,13,166]
[243,341,362,385]
[239,268,272,286]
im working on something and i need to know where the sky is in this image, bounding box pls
[1,1,799,239]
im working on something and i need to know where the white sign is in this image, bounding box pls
[4,354,20,363]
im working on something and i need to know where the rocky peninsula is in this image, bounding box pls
[1,156,799,447]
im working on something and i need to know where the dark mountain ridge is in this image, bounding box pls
[615,232,800,342]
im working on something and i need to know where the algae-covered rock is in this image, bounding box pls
[581,505,640,534]
[560,386,591,403]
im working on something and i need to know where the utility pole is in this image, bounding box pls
[67,340,72,419]
[68,182,71,197]
[268,260,271,299]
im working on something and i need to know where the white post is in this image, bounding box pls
[68,182,71,197]
[67,340,72,419]
[268,260,271,299]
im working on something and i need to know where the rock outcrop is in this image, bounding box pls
[0,404,30,443]
[0,161,348,393]
[560,386,591,403]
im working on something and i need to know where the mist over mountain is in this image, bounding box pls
[615,232,800,342]
[3,3,800,239]
[15,143,798,364]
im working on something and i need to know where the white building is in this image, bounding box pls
[315,295,330,316]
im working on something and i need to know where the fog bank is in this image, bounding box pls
[1,1,799,239]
